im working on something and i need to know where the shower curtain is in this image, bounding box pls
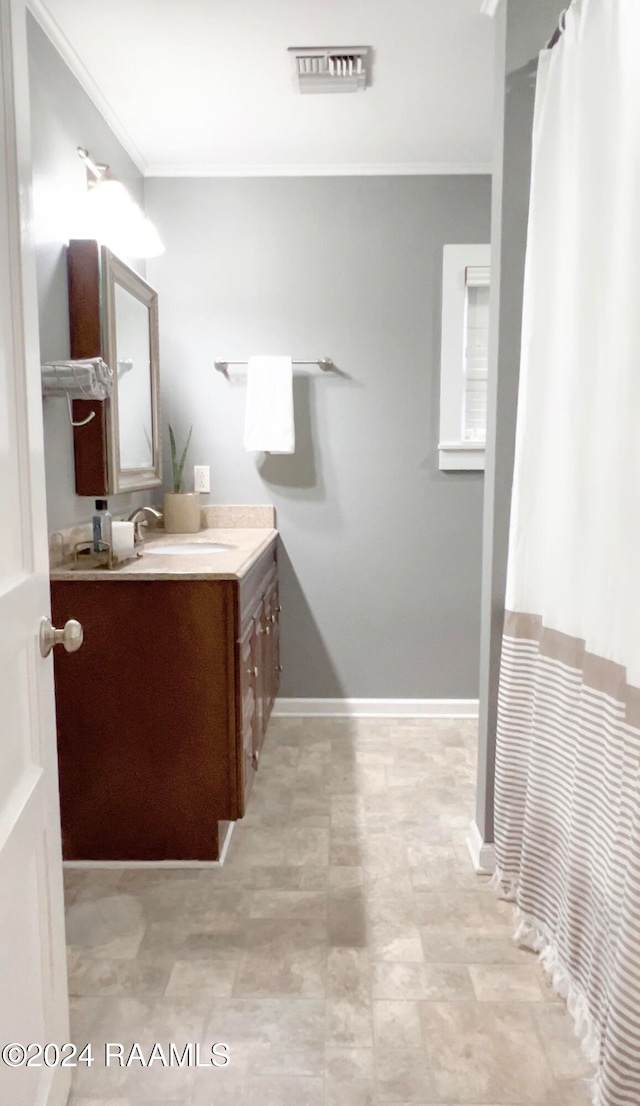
[494,2,640,1104]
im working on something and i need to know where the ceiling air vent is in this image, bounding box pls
[288,46,370,94]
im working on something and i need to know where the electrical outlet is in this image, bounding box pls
[193,465,210,493]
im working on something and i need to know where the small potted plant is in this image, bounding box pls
[163,424,201,533]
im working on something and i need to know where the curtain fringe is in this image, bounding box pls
[493,866,601,1104]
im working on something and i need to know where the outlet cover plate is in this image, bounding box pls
[194,465,210,493]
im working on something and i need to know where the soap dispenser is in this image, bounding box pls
[93,499,112,552]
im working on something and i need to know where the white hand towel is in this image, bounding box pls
[243,356,295,454]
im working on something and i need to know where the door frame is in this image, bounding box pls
[1,1,71,1103]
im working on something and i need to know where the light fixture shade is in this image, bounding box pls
[127,216,165,259]
[81,178,164,259]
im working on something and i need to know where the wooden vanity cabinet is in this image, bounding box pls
[236,550,280,812]
[50,541,279,862]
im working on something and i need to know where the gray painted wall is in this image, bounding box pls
[475,0,568,845]
[146,176,491,699]
[28,15,153,533]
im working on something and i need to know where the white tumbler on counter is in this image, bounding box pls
[111,521,136,559]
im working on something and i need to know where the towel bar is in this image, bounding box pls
[214,357,334,374]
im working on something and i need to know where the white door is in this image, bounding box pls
[0,1,72,1104]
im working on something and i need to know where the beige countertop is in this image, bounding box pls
[49,527,278,582]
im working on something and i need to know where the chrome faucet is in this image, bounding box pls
[127,505,163,544]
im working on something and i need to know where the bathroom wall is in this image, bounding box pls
[146,175,491,699]
[27,14,152,533]
[475,0,568,847]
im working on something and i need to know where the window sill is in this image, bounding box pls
[438,442,486,472]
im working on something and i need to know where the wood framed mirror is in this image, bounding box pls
[67,239,162,496]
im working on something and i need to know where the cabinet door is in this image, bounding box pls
[254,601,268,750]
[239,619,258,811]
[263,582,281,724]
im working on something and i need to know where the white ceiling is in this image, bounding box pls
[31,0,495,177]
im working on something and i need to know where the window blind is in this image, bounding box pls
[464,266,490,442]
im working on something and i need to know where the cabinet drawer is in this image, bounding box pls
[239,544,277,630]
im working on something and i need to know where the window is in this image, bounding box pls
[438,244,491,471]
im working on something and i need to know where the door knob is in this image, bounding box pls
[39,617,84,659]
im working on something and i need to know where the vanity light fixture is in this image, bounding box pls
[77,146,164,259]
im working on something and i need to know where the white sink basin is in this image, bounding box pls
[145,542,235,556]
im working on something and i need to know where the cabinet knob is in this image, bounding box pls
[265,625,271,636]
[276,664,283,673]
[39,616,84,659]
[270,613,277,623]
[246,665,259,678]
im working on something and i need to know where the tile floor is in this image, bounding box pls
[64,717,594,1105]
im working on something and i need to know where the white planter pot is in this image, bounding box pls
[163,492,201,534]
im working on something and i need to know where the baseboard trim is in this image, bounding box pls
[62,823,235,869]
[466,819,496,875]
[273,698,479,718]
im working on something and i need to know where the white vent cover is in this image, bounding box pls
[288,46,369,94]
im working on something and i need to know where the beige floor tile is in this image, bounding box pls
[92,993,211,1045]
[326,1047,376,1106]
[469,963,546,1002]
[64,718,595,1105]
[373,999,423,1048]
[371,962,430,1000]
[280,827,330,866]
[233,948,326,997]
[244,917,328,955]
[328,897,369,947]
[327,946,370,1002]
[362,865,415,902]
[72,870,126,902]
[299,865,330,890]
[164,959,238,998]
[69,956,171,998]
[68,1099,133,1106]
[203,998,325,1074]
[420,928,532,964]
[329,866,365,899]
[558,1078,596,1105]
[368,921,425,963]
[326,997,374,1047]
[191,1072,324,1106]
[247,890,326,919]
[228,865,301,890]
[534,1006,595,1081]
[535,963,564,1004]
[414,890,513,933]
[117,869,199,898]
[371,961,473,1001]
[68,996,108,1040]
[138,919,246,961]
[419,1001,561,1103]
[226,827,287,867]
[330,838,368,866]
[66,896,146,960]
[375,1047,437,1102]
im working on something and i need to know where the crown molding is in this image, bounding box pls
[480,0,501,15]
[27,0,148,174]
[145,162,493,179]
